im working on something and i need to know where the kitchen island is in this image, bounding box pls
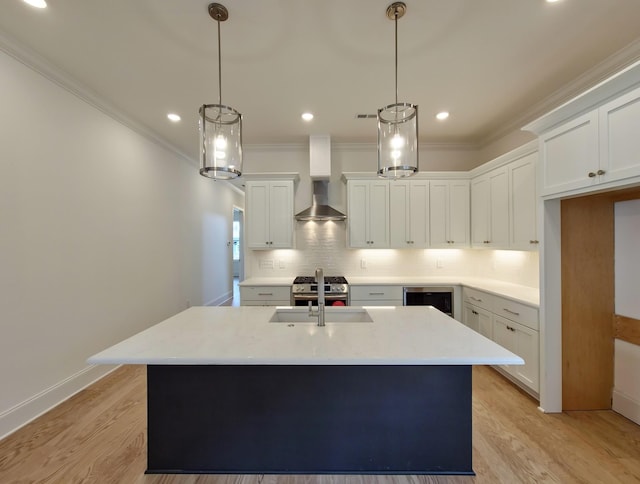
[88,305,522,475]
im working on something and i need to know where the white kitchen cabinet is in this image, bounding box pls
[246,181,294,249]
[350,285,403,306]
[539,111,599,196]
[347,180,389,248]
[429,180,470,248]
[492,315,539,393]
[389,180,429,248]
[462,287,539,395]
[508,151,539,250]
[471,166,509,248]
[240,285,291,306]
[599,85,640,184]
[463,303,492,340]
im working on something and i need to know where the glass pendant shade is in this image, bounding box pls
[377,102,418,179]
[199,103,243,179]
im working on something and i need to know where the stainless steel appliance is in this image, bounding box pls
[292,276,349,306]
[403,286,454,316]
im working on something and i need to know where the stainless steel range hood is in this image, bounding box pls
[295,180,346,221]
[295,136,346,222]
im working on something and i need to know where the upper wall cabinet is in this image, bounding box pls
[347,180,389,248]
[524,62,640,198]
[509,151,539,250]
[599,85,640,184]
[246,180,294,249]
[539,111,599,195]
[471,166,509,248]
[429,180,470,248]
[470,143,539,251]
[389,180,429,248]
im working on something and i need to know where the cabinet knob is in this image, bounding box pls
[597,169,606,176]
[588,172,597,178]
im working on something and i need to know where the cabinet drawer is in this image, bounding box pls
[462,287,493,311]
[492,296,539,330]
[240,286,291,302]
[350,285,403,302]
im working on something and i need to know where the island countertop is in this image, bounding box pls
[88,306,523,366]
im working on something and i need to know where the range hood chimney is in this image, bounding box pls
[295,135,347,222]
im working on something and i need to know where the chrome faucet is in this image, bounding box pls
[308,267,325,326]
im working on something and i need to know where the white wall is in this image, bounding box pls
[0,49,243,438]
[613,199,640,424]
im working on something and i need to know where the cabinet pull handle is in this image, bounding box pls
[472,310,478,315]
[530,240,539,244]
[588,172,597,178]
[369,292,385,296]
[470,296,482,302]
[506,325,516,332]
[597,169,606,176]
[258,293,273,296]
[503,308,520,316]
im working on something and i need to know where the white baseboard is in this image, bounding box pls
[612,389,640,425]
[207,290,233,307]
[0,364,118,441]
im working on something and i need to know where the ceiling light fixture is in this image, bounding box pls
[23,0,47,8]
[377,2,418,179]
[436,111,449,121]
[167,113,181,122]
[302,112,314,121]
[199,3,243,180]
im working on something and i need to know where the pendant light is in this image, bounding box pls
[377,2,418,179]
[199,3,243,180]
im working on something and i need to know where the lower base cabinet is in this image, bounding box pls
[240,286,291,306]
[462,288,539,395]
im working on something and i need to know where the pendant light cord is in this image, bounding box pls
[217,18,222,106]
[394,8,398,106]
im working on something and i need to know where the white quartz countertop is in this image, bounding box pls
[240,276,539,307]
[88,306,524,366]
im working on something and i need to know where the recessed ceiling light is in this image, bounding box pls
[23,0,47,8]
[167,113,181,122]
[546,0,561,3]
[301,112,314,121]
[436,111,450,121]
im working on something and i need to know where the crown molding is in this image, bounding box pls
[481,37,640,147]
[0,30,196,168]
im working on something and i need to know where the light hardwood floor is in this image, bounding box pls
[1,365,639,483]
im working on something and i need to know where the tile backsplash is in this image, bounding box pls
[244,222,539,288]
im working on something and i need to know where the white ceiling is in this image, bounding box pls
[2,0,640,162]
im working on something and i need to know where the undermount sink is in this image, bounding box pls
[269,307,373,323]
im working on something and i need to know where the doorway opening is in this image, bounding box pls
[232,207,244,306]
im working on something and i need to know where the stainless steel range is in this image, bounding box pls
[291,275,349,306]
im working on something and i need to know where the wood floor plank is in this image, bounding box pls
[1,365,639,484]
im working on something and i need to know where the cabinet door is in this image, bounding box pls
[493,315,539,392]
[429,181,449,247]
[471,175,490,247]
[268,181,293,248]
[408,181,429,247]
[389,181,410,247]
[348,181,369,248]
[599,85,640,184]
[540,111,599,196]
[509,152,539,250]
[246,182,270,249]
[368,181,389,247]
[488,167,509,248]
[463,303,479,331]
[492,316,518,376]
[448,181,470,247]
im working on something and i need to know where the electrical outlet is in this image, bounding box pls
[436,259,444,268]
[279,260,286,269]
[260,259,274,269]
[361,259,367,269]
